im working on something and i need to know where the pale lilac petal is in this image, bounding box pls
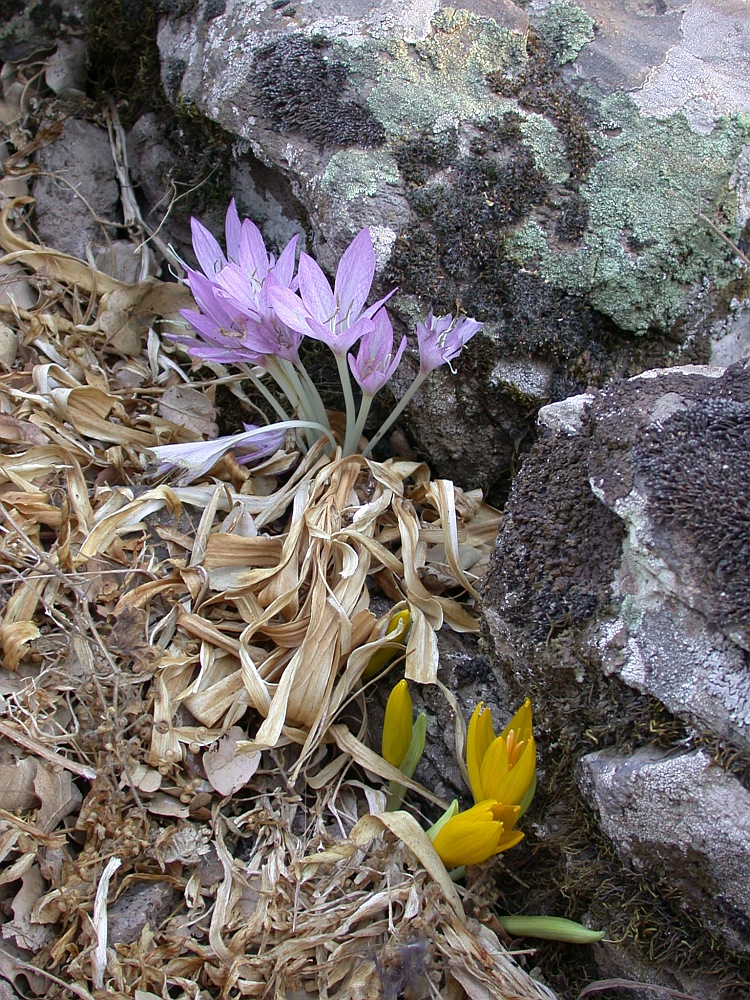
[238,218,270,284]
[267,281,317,337]
[334,228,375,329]
[191,218,226,276]
[213,264,262,317]
[328,314,373,355]
[368,305,394,355]
[348,309,405,394]
[225,200,241,262]
[362,286,398,321]
[298,253,336,326]
[273,234,299,288]
[151,424,285,484]
[416,312,483,374]
[236,423,287,463]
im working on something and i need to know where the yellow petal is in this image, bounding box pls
[466,703,495,802]
[479,735,509,802]
[431,801,503,868]
[491,735,537,807]
[500,698,532,744]
[381,679,413,768]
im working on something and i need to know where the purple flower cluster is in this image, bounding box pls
[157,201,483,477]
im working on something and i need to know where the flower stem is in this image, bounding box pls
[294,359,330,430]
[238,364,291,423]
[361,372,427,457]
[344,392,373,458]
[334,350,358,453]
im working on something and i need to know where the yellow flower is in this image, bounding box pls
[363,608,411,679]
[466,698,536,810]
[382,679,413,768]
[430,800,524,869]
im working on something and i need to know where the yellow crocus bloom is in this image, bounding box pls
[431,800,524,869]
[382,679,413,768]
[466,699,536,808]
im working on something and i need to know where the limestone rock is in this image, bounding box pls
[483,359,750,991]
[579,746,750,954]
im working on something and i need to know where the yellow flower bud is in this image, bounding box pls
[382,679,413,768]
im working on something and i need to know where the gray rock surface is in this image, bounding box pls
[579,746,750,954]
[32,118,119,261]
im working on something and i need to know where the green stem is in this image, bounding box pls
[334,350,357,454]
[238,364,291,423]
[344,392,373,458]
[361,372,427,458]
[294,359,330,430]
[267,359,316,450]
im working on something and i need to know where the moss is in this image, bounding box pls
[251,34,386,149]
[487,31,596,185]
[87,0,162,118]
[634,396,750,635]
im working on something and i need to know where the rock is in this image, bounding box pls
[482,359,750,993]
[107,879,181,945]
[32,118,119,261]
[0,0,85,61]
[155,0,750,492]
[579,746,750,955]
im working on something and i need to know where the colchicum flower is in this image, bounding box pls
[466,699,536,812]
[158,200,485,479]
[428,799,523,870]
[416,311,483,375]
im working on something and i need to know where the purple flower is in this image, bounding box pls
[415,311,483,374]
[150,424,286,485]
[269,228,395,355]
[178,203,303,368]
[348,308,406,395]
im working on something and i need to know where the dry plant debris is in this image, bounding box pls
[0,57,557,1000]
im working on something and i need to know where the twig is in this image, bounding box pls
[0,719,97,780]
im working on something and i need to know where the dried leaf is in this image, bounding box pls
[202,726,261,797]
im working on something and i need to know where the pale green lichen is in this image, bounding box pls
[511,94,750,333]
[535,0,595,65]
[518,114,570,185]
[320,150,401,201]
[358,9,526,134]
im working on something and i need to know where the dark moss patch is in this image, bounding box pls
[394,132,458,186]
[386,115,549,303]
[87,0,162,120]
[251,34,385,149]
[486,30,596,186]
[486,425,625,640]
[555,191,589,243]
[384,112,658,400]
[634,395,750,637]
